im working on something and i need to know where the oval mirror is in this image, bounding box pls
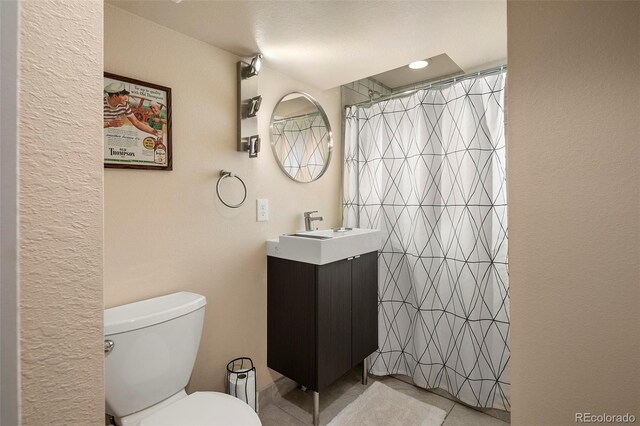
[270,92,333,183]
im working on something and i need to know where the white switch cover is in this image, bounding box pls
[256,198,269,222]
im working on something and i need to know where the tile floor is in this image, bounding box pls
[259,369,509,426]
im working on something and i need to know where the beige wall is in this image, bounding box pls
[104,5,341,392]
[18,0,104,424]
[508,2,640,424]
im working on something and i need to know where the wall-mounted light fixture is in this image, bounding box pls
[237,54,263,158]
[242,54,263,78]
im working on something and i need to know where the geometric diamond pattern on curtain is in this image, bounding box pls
[271,112,330,182]
[343,71,510,411]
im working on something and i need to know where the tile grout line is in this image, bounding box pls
[274,389,315,425]
[261,399,306,426]
[272,403,306,426]
[441,402,457,425]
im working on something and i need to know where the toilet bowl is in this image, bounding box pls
[104,292,261,426]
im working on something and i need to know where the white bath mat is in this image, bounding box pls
[327,381,447,426]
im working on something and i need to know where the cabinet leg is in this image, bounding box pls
[362,358,368,385]
[313,391,319,426]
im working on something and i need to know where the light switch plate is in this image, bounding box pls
[256,198,269,222]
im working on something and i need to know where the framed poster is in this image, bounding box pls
[103,72,172,170]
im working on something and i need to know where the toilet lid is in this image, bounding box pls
[140,392,261,426]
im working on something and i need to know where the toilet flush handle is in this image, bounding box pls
[104,340,114,354]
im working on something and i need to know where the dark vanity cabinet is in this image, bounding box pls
[267,251,378,392]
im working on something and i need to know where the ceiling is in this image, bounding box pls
[371,53,464,90]
[107,0,506,90]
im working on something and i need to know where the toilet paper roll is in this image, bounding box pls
[227,369,256,412]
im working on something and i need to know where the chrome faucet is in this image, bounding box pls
[304,211,323,231]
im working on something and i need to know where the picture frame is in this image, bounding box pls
[103,72,172,170]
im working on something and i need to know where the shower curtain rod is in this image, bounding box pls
[346,64,507,108]
[272,111,320,123]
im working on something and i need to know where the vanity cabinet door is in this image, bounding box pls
[267,257,317,390]
[317,258,352,390]
[351,251,379,366]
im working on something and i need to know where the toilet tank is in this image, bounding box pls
[104,292,207,418]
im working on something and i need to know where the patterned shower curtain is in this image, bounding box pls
[343,72,510,411]
[271,113,330,182]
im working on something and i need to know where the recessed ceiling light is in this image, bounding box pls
[408,60,430,70]
[171,0,183,4]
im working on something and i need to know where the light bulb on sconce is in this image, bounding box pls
[250,54,262,73]
[242,54,263,78]
[247,95,262,118]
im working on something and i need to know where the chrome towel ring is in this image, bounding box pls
[216,170,247,208]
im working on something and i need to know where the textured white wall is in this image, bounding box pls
[508,1,640,424]
[104,5,341,391]
[19,1,104,424]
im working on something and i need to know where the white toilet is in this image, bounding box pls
[104,292,261,426]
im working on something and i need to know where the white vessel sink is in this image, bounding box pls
[266,228,382,265]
